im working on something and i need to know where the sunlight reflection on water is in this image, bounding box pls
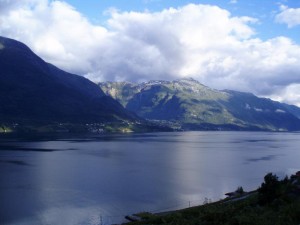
[1,131,300,224]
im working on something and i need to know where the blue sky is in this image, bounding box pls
[65,0,300,43]
[1,0,300,105]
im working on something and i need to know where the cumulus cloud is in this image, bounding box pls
[0,0,45,14]
[275,5,300,28]
[1,1,300,105]
[269,84,300,106]
[0,0,109,74]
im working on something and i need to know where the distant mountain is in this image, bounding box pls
[99,79,300,131]
[0,36,137,132]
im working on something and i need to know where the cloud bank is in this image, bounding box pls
[1,0,300,105]
[276,5,300,28]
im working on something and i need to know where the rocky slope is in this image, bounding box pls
[99,79,300,131]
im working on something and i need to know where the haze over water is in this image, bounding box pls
[1,131,300,225]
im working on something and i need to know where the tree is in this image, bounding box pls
[236,186,244,194]
[258,173,281,205]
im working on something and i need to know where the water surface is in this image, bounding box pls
[0,131,299,224]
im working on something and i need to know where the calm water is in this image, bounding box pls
[1,131,300,225]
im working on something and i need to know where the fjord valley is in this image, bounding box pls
[1,0,300,224]
[1,36,300,133]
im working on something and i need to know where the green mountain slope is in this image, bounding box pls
[99,79,300,131]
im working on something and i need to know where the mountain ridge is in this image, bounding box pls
[2,35,300,132]
[99,79,300,131]
[0,36,140,132]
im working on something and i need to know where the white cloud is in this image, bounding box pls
[269,84,300,107]
[0,0,46,14]
[0,0,109,74]
[1,1,300,106]
[275,5,300,27]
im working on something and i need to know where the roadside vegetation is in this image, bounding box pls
[125,172,300,225]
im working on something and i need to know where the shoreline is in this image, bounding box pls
[122,172,300,225]
[123,190,257,223]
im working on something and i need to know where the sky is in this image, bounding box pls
[0,0,300,105]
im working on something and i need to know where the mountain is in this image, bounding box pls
[99,78,300,131]
[281,103,300,119]
[2,36,298,133]
[0,36,138,132]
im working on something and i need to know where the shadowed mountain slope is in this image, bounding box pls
[0,36,136,127]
